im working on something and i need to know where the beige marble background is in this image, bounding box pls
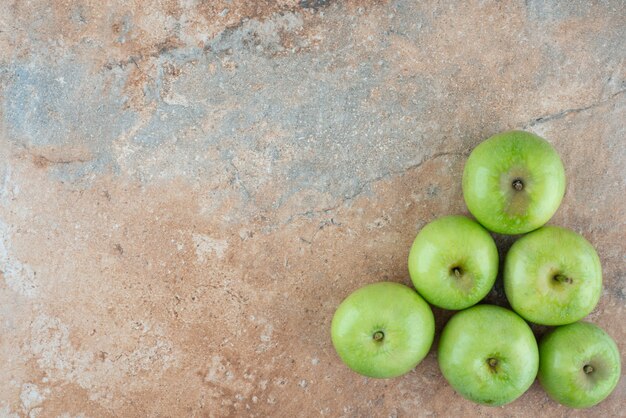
[0,1,624,417]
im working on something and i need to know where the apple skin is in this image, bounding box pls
[538,322,621,408]
[408,215,498,310]
[438,304,539,406]
[504,226,602,326]
[331,282,435,378]
[462,130,565,235]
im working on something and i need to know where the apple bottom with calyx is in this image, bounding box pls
[539,321,621,408]
[331,282,435,378]
[438,304,539,406]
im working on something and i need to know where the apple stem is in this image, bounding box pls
[512,179,524,191]
[553,274,573,284]
[488,358,498,368]
[584,365,594,374]
[373,331,384,342]
[452,267,462,278]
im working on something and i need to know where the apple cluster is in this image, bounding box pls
[331,131,621,409]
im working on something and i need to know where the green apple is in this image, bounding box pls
[438,304,539,406]
[504,226,602,325]
[462,130,565,235]
[408,215,498,310]
[331,282,435,378]
[539,322,621,408]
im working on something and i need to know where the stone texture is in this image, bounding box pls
[0,0,624,416]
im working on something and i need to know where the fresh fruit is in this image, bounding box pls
[408,215,498,310]
[438,304,539,406]
[462,130,565,235]
[539,321,621,408]
[331,282,435,378]
[504,226,602,325]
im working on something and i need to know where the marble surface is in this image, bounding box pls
[0,1,624,416]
